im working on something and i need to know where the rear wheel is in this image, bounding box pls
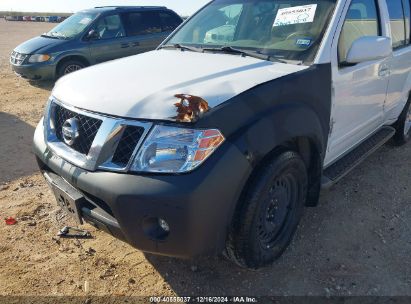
[393,99,411,146]
[57,60,85,78]
[226,151,308,269]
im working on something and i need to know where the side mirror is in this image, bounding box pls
[85,29,99,40]
[346,36,392,64]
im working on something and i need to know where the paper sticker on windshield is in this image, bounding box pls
[273,4,317,27]
[79,17,92,25]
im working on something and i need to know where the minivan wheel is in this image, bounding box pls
[226,151,307,269]
[393,99,411,146]
[57,60,85,78]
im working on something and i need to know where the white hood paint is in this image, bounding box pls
[53,50,308,120]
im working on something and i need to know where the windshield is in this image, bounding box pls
[167,0,336,63]
[45,12,97,39]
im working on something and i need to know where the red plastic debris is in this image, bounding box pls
[5,217,17,225]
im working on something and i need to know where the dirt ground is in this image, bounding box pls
[0,19,410,300]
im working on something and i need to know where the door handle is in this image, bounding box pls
[131,41,140,47]
[378,65,390,77]
[121,43,130,48]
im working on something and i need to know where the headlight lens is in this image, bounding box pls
[131,125,225,173]
[28,54,51,63]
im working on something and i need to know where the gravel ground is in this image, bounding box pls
[0,19,410,299]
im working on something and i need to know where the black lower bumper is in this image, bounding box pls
[33,120,251,258]
[11,61,55,80]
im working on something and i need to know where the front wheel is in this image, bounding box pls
[226,151,308,269]
[57,60,85,79]
[393,99,411,146]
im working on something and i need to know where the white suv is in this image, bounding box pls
[33,0,411,269]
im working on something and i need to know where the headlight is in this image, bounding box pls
[131,125,225,173]
[28,54,51,63]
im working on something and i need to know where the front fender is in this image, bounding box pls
[233,103,325,166]
[197,63,332,162]
[196,63,332,222]
[53,48,91,67]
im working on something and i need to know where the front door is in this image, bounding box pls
[324,0,390,166]
[383,0,411,122]
[88,14,129,64]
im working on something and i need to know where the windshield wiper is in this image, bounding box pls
[46,32,68,39]
[41,34,59,39]
[202,46,299,64]
[202,46,271,61]
[271,57,303,65]
[159,43,202,52]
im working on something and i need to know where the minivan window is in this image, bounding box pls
[123,12,162,36]
[338,0,380,64]
[167,0,337,63]
[403,0,411,44]
[159,12,182,32]
[387,0,408,48]
[95,14,125,39]
[45,12,97,39]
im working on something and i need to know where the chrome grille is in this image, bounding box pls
[45,100,152,172]
[111,126,145,167]
[10,51,28,65]
[53,104,103,155]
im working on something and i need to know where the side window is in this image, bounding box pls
[123,12,162,36]
[402,0,410,44]
[94,14,125,40]
[338,0,380,64]
[159,12,182,32]
[387,0,406,49]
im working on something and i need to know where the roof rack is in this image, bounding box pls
[93,6,167,10]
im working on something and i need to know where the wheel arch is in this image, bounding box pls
[56,55,90,77]
[227,103,327,228]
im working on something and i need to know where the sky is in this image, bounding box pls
[0,0,210,16]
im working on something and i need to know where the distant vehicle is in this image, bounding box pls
[23,16,30,21]
[10,6,183,81]
[48,16,59,23]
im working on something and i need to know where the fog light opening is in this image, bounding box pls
[142,217,170,241]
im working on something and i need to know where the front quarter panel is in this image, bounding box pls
[52,40,92,65]
[196,63,332,164]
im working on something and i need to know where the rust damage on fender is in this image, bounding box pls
[173,94,210,122]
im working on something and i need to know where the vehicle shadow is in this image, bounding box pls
[141,195,354,296]
[143,213,339,297]
[143,202,334,296]
[28,79,54,90]
[143,141,411,296]
[0,112,38,183]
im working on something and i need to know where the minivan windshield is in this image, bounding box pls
[44,12,97,39]
[167,0,336,63]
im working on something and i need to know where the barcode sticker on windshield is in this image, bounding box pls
[273,4,317,27]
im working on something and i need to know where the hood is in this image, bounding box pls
[53,49,308,121]
[15,36,67,54]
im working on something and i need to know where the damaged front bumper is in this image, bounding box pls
[33,119,251,258]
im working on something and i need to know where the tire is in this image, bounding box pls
[226,151,308,269]
[393,99,411,146]
[57,60,85,79]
